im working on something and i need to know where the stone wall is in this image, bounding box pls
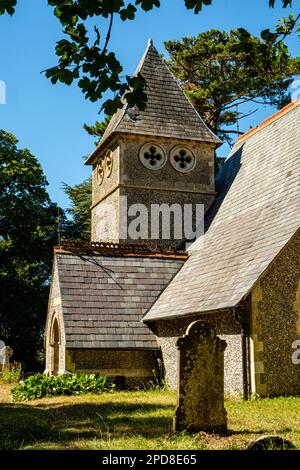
[154,310,243,394]
[67,348,160,387]
[250,231,300,397]
[120,135,215,193]
[121,187,214,250]
[91,188,120,242]
[90,134,216,249]
[92,139,120,207]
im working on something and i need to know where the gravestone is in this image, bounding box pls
[247,435,296,450]
[174,321,227,433]
[0,344,13,371]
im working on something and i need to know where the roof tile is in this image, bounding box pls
[56,253,184,348]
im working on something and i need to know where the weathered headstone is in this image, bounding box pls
[0,341,5,364]
[174,321,227,433]
[247,435,296,450]
[0,345,13,371]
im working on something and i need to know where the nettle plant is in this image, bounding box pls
[12,373,114,401]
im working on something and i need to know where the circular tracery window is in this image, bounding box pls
[96,150,113,185]
[139,143,166,170]
[96,157,105,185]
[105,149,113,178]
[170,146,196,173]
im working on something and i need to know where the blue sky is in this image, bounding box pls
[0,0,299,209]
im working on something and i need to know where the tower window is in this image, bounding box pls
[96,157,105,185]
[96,149,113,185]
[170,146,196,173]
[140,143,166,170]
[105,149,113,178]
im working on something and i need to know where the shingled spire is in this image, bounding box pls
[86,40,220,164]
[89,39,219,250]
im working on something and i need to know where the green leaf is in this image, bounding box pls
[120,4,137,20]
[135,0,160,12]
[184,0,212,13]
[269,0,293,6]
[0,0,17,15]
[12,373,113,401]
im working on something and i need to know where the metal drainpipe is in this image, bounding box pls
[241,325,249,401]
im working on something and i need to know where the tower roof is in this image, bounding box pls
[86,39,220,164]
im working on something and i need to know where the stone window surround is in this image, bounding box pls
[170,145,196,173]
[139,142,196,173]
[139,142,167,170]
[96,149,114,185]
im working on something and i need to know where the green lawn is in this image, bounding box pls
[1,383,300,450]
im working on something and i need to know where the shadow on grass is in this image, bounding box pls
[0,401,175,449]
[2,399,298,450]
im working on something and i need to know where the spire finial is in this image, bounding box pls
[148,38,153,47]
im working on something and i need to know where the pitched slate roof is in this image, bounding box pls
[143,100,300,322]
[56,247,185,348]
[86,40,220,164]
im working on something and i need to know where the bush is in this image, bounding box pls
[0,364,22,384]
[12,373,114,401]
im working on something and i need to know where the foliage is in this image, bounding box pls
[0,1,298,114]
[83,115,112,146]
[0,130,60,369]
[0,0,294,17]
[62,115,111,240]
[62,177,92,240]
[0,0,17,15]
[165,29,300,144]
[216,156,226,173]
[0,364,21,384]
[12,373,114,401]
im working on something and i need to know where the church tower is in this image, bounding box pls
[85,40,221,250]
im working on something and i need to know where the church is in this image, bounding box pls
[45,40,300,397]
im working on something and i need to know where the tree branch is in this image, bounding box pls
[275,12,300,44]
[219,130,244,135]
[238,108,259,120]
[101,1,115,58]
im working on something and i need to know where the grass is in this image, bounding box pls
[1,383,300,450]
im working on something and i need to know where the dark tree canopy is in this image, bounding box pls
[0,1,299,114]
[0,130,59,369]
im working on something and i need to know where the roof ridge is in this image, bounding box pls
[236,98,300,145]
[134,38,153,76]
[54,240,188,259]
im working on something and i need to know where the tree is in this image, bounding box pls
[60,115,113,241]
[62,178,92,240]
[61,116,112,240]
[83,115,112,146]
[165,28,300,144]
[0,130,60,369]
[0,1,299,114]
